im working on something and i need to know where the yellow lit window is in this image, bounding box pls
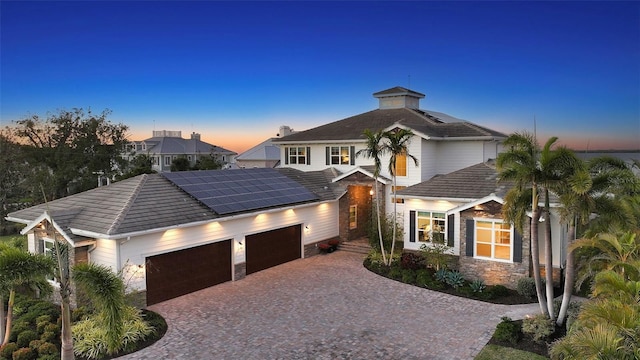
[394,152,407,177]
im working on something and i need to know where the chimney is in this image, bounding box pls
[278,125,294,137]
[191,132,201,140]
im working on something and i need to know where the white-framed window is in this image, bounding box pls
[349,205,357,229]
[475,219,512,261]
[164,156,171,166]
[391,186,406,204]
[417,211,446,243]
[42,238,57,282]
[288,147,308,165]
[330,146,350,165]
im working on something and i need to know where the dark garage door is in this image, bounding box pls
[246,225,301,275]
[145,240,232,305]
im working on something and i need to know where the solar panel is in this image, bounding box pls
[163,168,318,215]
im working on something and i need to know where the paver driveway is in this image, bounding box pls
[121,251,536,360]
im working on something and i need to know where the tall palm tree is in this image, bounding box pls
[384,128,418,265]
[497,132,547,316]
[356,129,388,263]
[72,262,126,355]
[0,245,55,346]
[537,142,585,320]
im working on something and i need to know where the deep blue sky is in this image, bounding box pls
[1,1,639,152]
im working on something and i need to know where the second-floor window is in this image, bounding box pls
[326,146,354,165]
[394,152,407,176]
[286,147,309,165]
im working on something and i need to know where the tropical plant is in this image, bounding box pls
[522,314,555,342]
[72,262,126,355]
[384,128,418,265]
[357,129,388,264]
[497,132,547,316]
[470,279,486,293]
[419,242,451,271]
[0,244,55,347]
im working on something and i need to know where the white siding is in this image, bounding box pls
[403,198,466,255]
[281,143,375,172]
[117,201,339,291]
[434,141,487,175]
[420,140,438,181]
[90,238,118,270]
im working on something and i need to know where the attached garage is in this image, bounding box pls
[246,224,301,275]
[145,240,232,305]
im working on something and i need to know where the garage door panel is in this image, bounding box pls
[246,225,301,275]
[146,240,231,305]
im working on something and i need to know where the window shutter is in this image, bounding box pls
[409,211,416,242]
[325,147,330,165]
[513,229,523,263]
[284,147,289,165]
[306,147,311,165]
[447,214,455,247]
[465,219,474,257]
[350,146,355,165]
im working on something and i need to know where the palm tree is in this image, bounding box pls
[556,155,640,326]
[0,245,55,346]
[384,128,418,265]
[72,262,126,355]
[497,132,547,316]
[356,129,388,264]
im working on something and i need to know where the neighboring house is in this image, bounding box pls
[125,130,237,172]
[235,126,296,169]
[6,86,569,305]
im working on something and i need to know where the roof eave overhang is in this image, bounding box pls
[428,136,505,141]
[332,168,391,184]
[445,194,506,215]
[272,139,366,145]
[68,199,338,240]
[12,212,75,244]
[397,195,478,203]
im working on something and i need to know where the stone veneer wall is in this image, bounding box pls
[234,262,246,281]
[458,201,531,289]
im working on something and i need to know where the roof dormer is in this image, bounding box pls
[373,86,425,109]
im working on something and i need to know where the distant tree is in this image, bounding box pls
[192,154,222,170]
[118,153,155,179]
[0,129,30,233]
[170,156,191,172]
[11,108,129,200]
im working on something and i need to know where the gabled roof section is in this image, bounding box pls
[331,166,391,184]
[273,108,506,143]
[7,174,218,237]
[397,161,510,201]
[276,168,345,201]
[235,138,280,161]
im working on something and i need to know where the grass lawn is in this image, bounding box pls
[475,344,548,360]
[0,233,27,247]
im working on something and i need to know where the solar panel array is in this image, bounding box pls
[163,168,319,215]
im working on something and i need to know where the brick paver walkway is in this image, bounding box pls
[121,251,540,360]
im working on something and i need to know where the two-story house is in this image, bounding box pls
[7,86,568,306]
[125,130,237,172]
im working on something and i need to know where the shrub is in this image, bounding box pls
[435,268,448,283]
[8,321,30,342]
[401,268,416,284]
[494,317,521,344]
[516,277,537,298]
[400,252,423,270]
[16,330,38,348]
[470,279,486,293]
[72,306,154,359]
[39,331,55,343]
[34,315,51,327]
[37,342,58,356]
[388,266,403,280]
[28,339,43,350]
[420,243,452,271]
[11,347,35,360]
[36,355,59,360]
[415,269,431,287]
[445,270,465,289]
[522,314,555,342]
[488,284,510,298]
[0,343,18,359]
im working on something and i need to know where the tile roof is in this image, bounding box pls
[373,86,425,98]
[235,138,281,161]
[277,168,345,201]
[274,108,506,143]
[396,161,511,200]
[7,174,218,237]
